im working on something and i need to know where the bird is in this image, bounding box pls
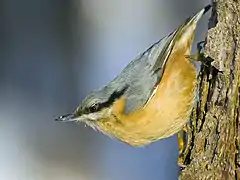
[56,5,211,147]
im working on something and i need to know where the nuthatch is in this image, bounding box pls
[56,5,211,147]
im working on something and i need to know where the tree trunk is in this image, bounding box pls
[179,0,240,179]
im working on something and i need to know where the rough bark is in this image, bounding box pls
[179,0,240,180]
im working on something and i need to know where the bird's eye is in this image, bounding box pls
[89,103,99,112]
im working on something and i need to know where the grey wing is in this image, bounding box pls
[106,25,184,114]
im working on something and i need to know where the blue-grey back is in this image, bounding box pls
[99,31,177,114]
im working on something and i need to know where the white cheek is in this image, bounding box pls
[82,109,112,121]
[84,113,99,121]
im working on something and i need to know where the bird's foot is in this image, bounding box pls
[185,41,212,67]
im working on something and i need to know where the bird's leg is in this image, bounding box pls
[178,123,193,167]
[178,125,187,167]
[178,125,187,156]
[185,41,204,60]
[185,41,212,66]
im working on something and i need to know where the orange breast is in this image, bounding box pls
[96,48,197,146]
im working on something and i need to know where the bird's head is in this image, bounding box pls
[55,85,129,128]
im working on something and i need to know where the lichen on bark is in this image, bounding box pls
[179,0,240,179]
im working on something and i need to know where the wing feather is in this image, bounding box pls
[105,16,200,114]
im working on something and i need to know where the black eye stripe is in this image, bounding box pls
[100,85,129,108]
[84,85,129,114]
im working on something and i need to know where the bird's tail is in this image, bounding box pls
[151,5,211,73]
[171,4,211,51]
[186,4,211,28]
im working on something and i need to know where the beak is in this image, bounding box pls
[55,113,77,122]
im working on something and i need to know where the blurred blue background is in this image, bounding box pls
[0,0,209,180]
